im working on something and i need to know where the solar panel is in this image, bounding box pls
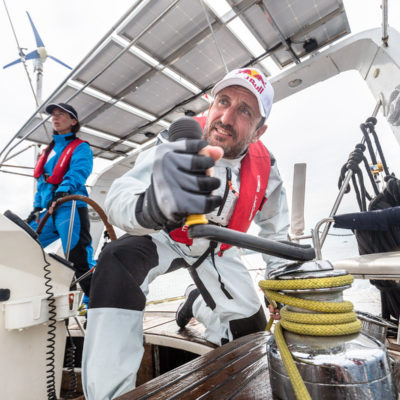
[119,0,216,60]
[12,0,349,161]
[75,40,153,97]
[122,69,204,116]
[170,26,251,87]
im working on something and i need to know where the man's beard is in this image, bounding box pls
[204,121,252,159]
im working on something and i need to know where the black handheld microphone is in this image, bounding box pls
[168,117,209,226]
[168,117,203,142]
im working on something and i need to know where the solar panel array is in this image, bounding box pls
[15,0,349,160]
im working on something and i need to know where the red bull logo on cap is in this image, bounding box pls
[237,69,266,94]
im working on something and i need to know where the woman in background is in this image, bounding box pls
[26,102,95,299]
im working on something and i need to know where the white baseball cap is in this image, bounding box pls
[211,68,274,119]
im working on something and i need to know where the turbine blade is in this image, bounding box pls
[26,11,44,47]
[3,58,22,69]
[48,55,72,70]
[25,50,41,60]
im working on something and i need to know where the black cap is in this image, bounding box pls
[45,103,78,120]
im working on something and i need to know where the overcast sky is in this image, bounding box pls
[1,0,400,259]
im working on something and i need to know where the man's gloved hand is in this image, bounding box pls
[47,191,70,210]
[136,139,222,229]
[26,207,43,224]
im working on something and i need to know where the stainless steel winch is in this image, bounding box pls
[263,260,397,400]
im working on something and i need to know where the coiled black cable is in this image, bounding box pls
[40,246,57,400]
[64,327,78,398]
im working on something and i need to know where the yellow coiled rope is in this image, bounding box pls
[259,274,362,400]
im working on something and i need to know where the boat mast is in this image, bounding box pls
[33,57,44,106]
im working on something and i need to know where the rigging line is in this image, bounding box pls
[0,169,34,178]
[1,143,36,164]
[200,0,229,73]
[2,0,51,143]
[0,164,33,170]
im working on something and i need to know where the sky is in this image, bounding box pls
[1,0,400,259]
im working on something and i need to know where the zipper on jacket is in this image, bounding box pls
[217,167,231,216]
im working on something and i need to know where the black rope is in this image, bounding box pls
[350,173,366,211]
[361,154,380,197]
[338,143,372,211]
[360,122,378,165]
[338,113,394,211]
[366,117,391,176]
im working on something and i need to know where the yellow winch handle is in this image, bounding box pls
[185,214,208,226]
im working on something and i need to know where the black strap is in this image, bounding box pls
[187,242,217,310]
[187,241,233,310]
[217,168,231,216]
[210,245,233,300]
[189,241,216,270]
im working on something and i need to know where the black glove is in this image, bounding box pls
[136,139,222,229]
[26,207,43,224]
[47,191,69,209]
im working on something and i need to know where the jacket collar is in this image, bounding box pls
[53,132,75,145]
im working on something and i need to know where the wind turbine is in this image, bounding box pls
[3,11,72,105]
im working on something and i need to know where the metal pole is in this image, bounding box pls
[312,218,334,260]
[34,59,44,106]
[65,200,77,260]
[319,98,383,248]
[33,145,39,198]
[71,267,94,287]
[382,0,389,46]
[73,316,86,336]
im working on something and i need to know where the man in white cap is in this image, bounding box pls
[82,67,289,400]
